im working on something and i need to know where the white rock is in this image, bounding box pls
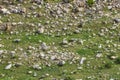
[80,57,86,64]
[51,56,56,60]
[0,50,4,55]
[5,64,12,70]
[0,44,4,48]
[110,78,114,80]
[33,64,42,70]
[114,18,120,23]
[62,38,68,45]
[33,72,37,77]
[28,71,32,74]
[108,6,112,10]
[0,8,11,14]
[96,53,102,58]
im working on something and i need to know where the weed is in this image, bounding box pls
[115,57,120,64]
[104,62,113,69]
[77,49,93,55]
[86,0,95,7]
[64,76,75,80]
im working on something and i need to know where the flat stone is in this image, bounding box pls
[5,64,12,70]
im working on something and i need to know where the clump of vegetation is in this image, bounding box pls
[44,0,61,3]
[77,49,93,55]
[115,57,120,64]
[86,0,95,7]
[64,76,75,80]
[104,62,113,69]
[62,0,74,3]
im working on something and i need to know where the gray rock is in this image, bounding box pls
[17,0,24,3]
[15,63,22,67]
[74,30,80,34]
[96,53,102,58]
[114,18,120,23]
[10,51,16,58]
[57,61,65,66]
[61,38,68,45]
[31,0,44,5]
[36,27,44,34]
[62,0,70,3]
[40,42,49,51]
[13,39,21,43]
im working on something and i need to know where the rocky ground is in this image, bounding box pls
[0,0,120,80]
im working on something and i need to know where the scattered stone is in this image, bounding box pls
[73,30,80,34]
[80,57,86,64]
[110,56,117,60]
[0,50,4,55]
[77,22,83,28]
[0,44,4,48]
[61,38,68,45]
[96,53,102,58]
[33,72,37,77]
[33,64,42,70]
[45,73,49,77]
[0,8,11,14]
[13,39,21,43]
[108,6,112,10]
[0,73,5,77]
[114,18,120,23]
[5,64,12,70]
[39,75,46,79]
[36,27,44,34]
[62,0,70,3]
[0,23,12,31]
[28,71,33,74]
[15,63,22,67]
[57,61,65,66]
[77,67,83,70]
[40,42,49,51]
[10,51,16,58]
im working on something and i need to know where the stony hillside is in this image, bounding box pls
[0,0,120,80]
